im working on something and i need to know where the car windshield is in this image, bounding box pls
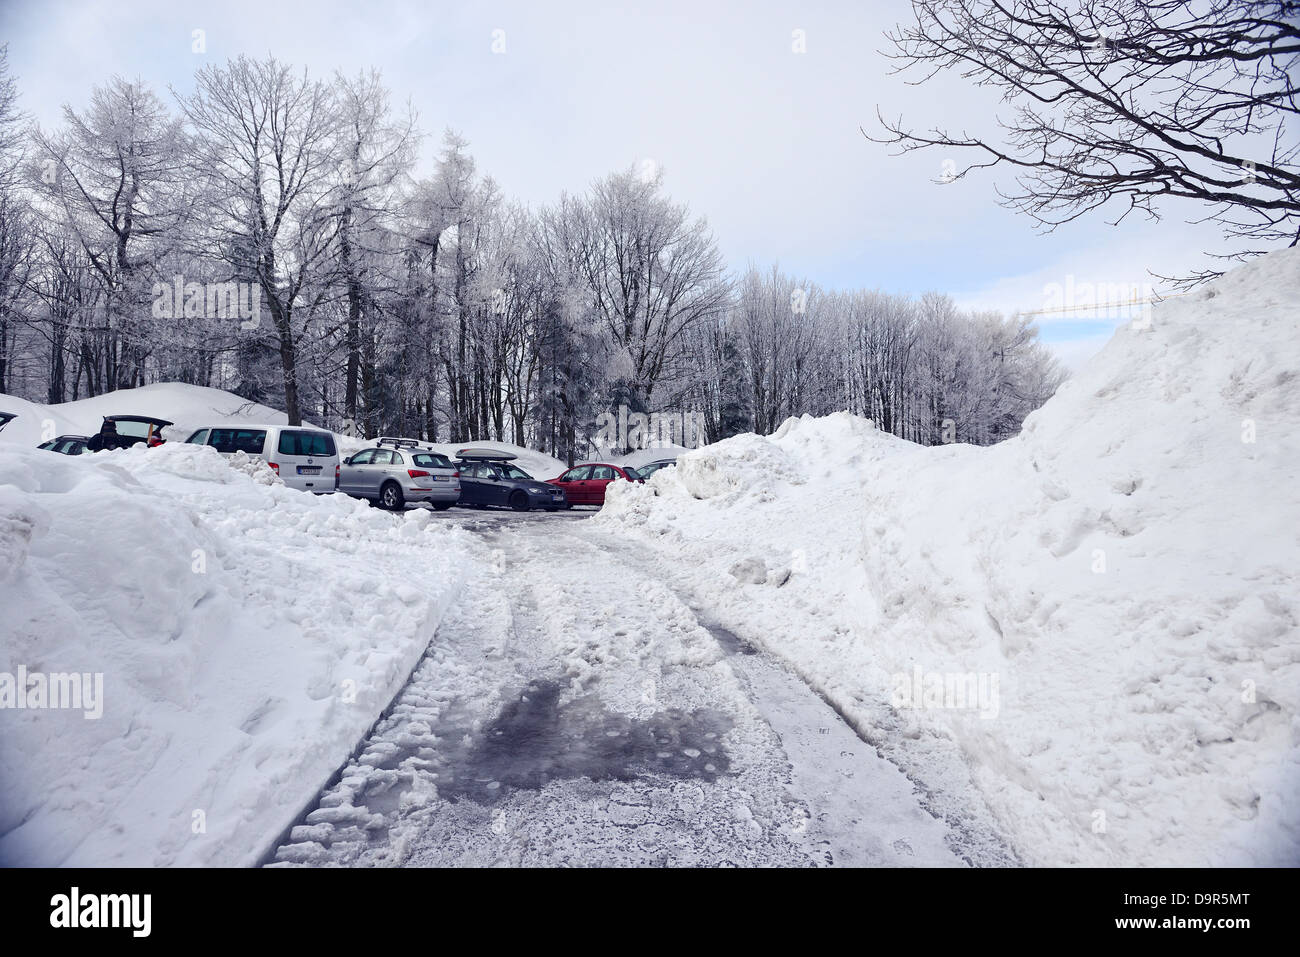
[501,464,533,480]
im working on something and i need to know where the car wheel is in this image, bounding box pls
[381,482,405,511]
[432,502,453,511]
[509,490,529,512]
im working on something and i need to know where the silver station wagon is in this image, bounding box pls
[338,437,461,510]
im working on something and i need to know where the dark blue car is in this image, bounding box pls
[453,449,567,511]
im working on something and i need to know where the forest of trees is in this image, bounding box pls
[0,49,1066,462]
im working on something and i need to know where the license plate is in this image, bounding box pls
[297,466,321,475]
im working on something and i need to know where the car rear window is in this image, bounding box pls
[278,430,336,457]
[208,428,268,454]
[114,420,152,439]
[412,452,453,469]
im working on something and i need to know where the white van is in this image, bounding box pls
[184,423,339,493]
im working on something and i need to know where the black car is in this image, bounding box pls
[453,448,567,511]
[86,415,173,451]
[37,435,91,455]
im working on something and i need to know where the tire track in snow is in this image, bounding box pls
[267,509,970,866]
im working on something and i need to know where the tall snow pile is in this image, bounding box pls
[0,381,292,447]
[597,247,1300,866]
[0,441,475,866]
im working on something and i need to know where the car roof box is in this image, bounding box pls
[455,447,517,461]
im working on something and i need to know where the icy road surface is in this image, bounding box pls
[268,509,1004,867]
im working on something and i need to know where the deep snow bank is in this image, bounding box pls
[596,247,1300,866]
[0,382,293,447]
[0,442,475,866]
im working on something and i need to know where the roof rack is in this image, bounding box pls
[376,436,421,449]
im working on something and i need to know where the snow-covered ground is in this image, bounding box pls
[268,511,981,867]
[595,247,1300,866]
[2,251,1294,869]
[0,440,475,866]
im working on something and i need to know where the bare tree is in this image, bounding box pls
[874,0,1300,278]
[29,77,187,390]
[177,56,340,424]
[0,45,30,395]
[329,69,415,430]
[566,167,731,412]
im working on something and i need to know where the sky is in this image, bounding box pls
[0,0,1252,368]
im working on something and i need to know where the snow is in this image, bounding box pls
[0,440,474,866]
[267,511,967,867]
[0,382,293,447]
[3,250,1295,868]
[595,247,1300,867]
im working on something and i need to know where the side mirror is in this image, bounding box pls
[343,455,353,465]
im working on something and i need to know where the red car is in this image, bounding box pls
[547,462,644,507]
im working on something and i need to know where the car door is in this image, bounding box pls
[273,428,338,492]
[457,462,484,504]
[482,463,511,505]
[588,465,616,505]
[556,465,591,504]
[366,450,395,497]
[339,449,373,494]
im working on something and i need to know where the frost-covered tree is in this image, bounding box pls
[176,56,340,424]
[30,76,187,391]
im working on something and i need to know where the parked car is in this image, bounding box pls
[0,412,15,434]
[86,415,173,452]
[454,448,567,511]
[633,458,678,479]
[184,423,339,494]
[37,435,91,455]
[547,462,644,507]
[339,437,461,510]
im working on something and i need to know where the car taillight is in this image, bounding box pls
[408,469,430,479]
[268,462,280,473]
[452,471,459,478]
